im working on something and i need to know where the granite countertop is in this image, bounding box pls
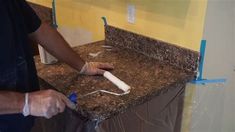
[35,41,195,121]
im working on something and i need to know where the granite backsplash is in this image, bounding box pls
[105,25,199,73]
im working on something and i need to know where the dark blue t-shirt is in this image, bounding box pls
[0,0,41,91]
[0,0,41,131]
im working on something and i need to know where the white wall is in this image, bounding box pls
[190,0,235,132]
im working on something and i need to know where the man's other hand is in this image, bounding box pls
[80,62,114,75]
[29,89,76,119]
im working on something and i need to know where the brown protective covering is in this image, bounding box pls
[32,81,185,132]
[97,84,185,132]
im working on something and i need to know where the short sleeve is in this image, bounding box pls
[19,0,42,34]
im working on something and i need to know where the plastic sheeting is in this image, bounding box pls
[189,83,226,132]
[96,84,185,132]
[31,84,186,132]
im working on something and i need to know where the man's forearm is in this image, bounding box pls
[29,22,85,71]
[0,91,24,115]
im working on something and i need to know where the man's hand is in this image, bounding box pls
[29,23,114,75]
[29,89,76,119]
[79,62,114,75]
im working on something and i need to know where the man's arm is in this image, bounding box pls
[0,92,24,114]
[0,22,80,117]
[0,90,75,118]
[29,22,85,71]
[29,23,114,75]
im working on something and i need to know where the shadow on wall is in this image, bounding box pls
[67,0,191,27]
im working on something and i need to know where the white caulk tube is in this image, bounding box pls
[103,71,131,92]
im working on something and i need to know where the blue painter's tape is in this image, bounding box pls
[68,92,77,104]
[101,16,108,26]
[197,40,207,80]
[191,78,227,85]
[192,40,227,85]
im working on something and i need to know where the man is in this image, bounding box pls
[0,0,114,132]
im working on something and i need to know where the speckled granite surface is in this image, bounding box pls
[35,41,195,121]
[105,25,199,72]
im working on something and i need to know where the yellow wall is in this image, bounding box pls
[28,0,51,8]
[28,0,208,51]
